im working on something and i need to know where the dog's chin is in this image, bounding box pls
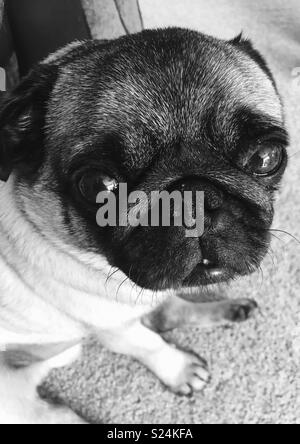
[124,259,261,293]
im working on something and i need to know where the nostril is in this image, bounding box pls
[204,189,224,211]
[168,178,224,212]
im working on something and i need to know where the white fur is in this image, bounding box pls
[0,175,251,422]
[0,175,174,423]
[0,344,86,424]
[0,175,170,349]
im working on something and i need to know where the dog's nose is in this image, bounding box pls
[203,185,224,212]
[174,178,224,212]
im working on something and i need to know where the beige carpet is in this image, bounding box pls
[42,0,300,424]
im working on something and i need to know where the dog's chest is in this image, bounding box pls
[0,178,160,347]
[0,246,155,348]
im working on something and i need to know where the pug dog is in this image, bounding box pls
[0,28,288,424]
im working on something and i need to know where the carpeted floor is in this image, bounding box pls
[42,0,300,424]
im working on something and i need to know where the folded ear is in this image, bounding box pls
[0,64,58,182]
[229,33,274,84]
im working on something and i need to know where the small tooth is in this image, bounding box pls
[203,259,210,266]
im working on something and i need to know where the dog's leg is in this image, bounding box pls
[0,344,86,424]
[98,321,210,396]
[98,297,257,396]
[142,296,258,333]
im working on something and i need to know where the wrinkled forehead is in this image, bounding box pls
[97,42,283,136]
[45,37,283,157]
[93,40,283,123]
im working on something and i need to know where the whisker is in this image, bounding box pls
[137,287,144,305]
[134,272,144,304]
[115,277,130,303]
[289,150,300,158]
[128,264,134,283]
[266,247,277,271]
[154,289,163,306]
[270,232,283,243]
[258,264,265,285]
[105,266,113,287]
[269,229,300,245]
[105,267,119,288]
[116,276,128,302]
[105,266,117,297]
[132,273,141,297]
[128,265,137,303]
[135,286,143,305]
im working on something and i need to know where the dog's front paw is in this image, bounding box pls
[146,346,210,396]
[223,299,258,323]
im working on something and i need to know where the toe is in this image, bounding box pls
[144,344,210,397]
[169,352,210,395]
[190,375,208,391]
[175,384,193,396]
[225,299,258,323]
[192,363,211,383]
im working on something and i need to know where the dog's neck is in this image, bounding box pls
[0,175,166,345]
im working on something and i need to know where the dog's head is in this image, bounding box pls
[0,29,288,291]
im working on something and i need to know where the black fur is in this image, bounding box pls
[0,64,58,182]
[0,28,288,291]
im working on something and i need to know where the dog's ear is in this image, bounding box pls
[0,64,58,182]
[229,33,274,83]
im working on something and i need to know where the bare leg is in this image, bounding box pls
[142,297,258,333]
[98,320,210,396]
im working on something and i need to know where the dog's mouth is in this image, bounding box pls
[183,258,235,287]
[112,228,271,292]
[182,242,257,286]
[181,230,270,288]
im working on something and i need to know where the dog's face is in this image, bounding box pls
[0,29,288,291]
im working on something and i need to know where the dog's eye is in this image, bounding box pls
[78,171,118,203]
[247,146,283,176]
